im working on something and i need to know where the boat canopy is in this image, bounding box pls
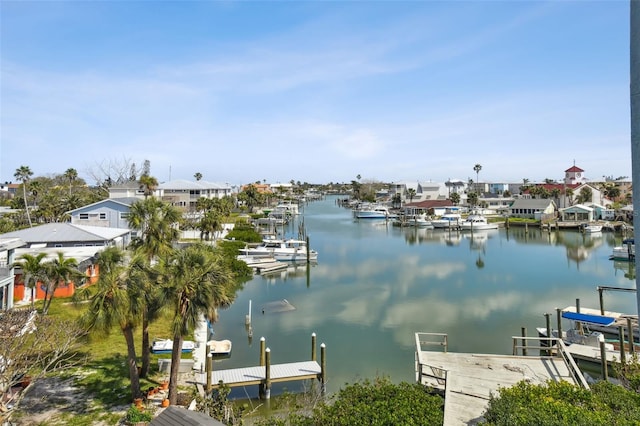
[562,311,616,326]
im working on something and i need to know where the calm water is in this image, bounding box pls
[212,195,637,397]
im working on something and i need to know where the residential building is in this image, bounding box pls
[0,237,26,310]
[68,198,139,229]
[508,199,556,220]
[559,204,594,222]
[159,180,232,211]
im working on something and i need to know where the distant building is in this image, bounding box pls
[508,199,556,220]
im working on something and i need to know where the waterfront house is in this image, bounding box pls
[0,223,130,304]
[108,180,157,199]
[508,199,556,220]
[0,237,27,310]
[403,200,456,216]
[559,204,594,222]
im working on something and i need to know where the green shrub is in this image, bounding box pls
[124,404,154,424]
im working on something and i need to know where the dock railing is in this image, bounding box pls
[511,335,590,390]
[415,333,449,391]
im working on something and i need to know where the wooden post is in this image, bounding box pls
[260,337,266,366]
[576,298,583,335]
[505,217,509,229]
[556,308,562,345]
[618,326,626,364]
[264,348,271,400]
[206,353,212,393]
[544,313,551,356]
[521,327,527,356]
[600,341,608,381]
[306,236,310,264]
[598,287,605,315]
[311,333,317,361]
[320,343,327,395]
[627,317,635,355]
[525,222,528,235]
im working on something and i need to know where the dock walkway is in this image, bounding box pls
[415,332,588,426]
[197,361,322,389]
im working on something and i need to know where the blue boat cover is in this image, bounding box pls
[562,311,616,326]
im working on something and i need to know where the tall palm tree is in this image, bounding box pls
[13,252,48,307]
[157,243,235,405]
[42,252,83,315]
[407,188,417,203]
[194,172,203,181]
[14,165,33,227]
[473,164,482,194]
[76,247,145,400]
[128,198,181,377]
[64,168,78,196]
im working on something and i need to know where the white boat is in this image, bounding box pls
[407,213,432,228]
[207,339,232,357]
[151,339,195,354]
[353,204,389,219]
[611,238,635,261]
[431,213,462,229]
[582,223,603,233]
[239,238,318,261]
[459,214,498,231]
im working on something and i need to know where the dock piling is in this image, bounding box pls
[311,333,317,361]
[544,313,551,356]
[600,341,608,380]
[618,326,626,364]
[259,337,266,366]
[320,343,327,394]
[628,317,636,355]
[264,348,271,400]
[206,349,212,393]
[521,327,528,356]
[556,308,562,345]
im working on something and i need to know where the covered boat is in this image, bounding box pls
[151,339,195,354]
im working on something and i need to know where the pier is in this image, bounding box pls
[197,334,326,399]
[415,332,588,426]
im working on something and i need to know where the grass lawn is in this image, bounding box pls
[11,295,193,426]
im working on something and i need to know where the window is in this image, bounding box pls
[99,213,107,220]
[79,213,89,220]
[120,212,129,220]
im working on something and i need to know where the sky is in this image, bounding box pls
[0,1,632,187]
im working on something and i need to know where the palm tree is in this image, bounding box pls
[450,192,461,206]
[473,164,482,194]
[76,247,144,400]
[194,172,203,181]
[407,188,417,204]
[139,174,159,198]
[42,252,83,315]
[157,243,235,405]
[467,192,479,208]
[14,165,33,227]
[128,197,181,377]
[64,168,78,196]
[13,252,48,307]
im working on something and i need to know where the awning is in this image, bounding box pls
[562,311,616,326]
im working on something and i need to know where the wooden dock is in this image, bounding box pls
[415,332,588,426]
[197,360,322,389]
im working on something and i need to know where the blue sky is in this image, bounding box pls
[0,1,632,186]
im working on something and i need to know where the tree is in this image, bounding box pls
[407,188,417,203]
[0,310,86,417]
[14,165,33,227]
[194,172,203,181]
[13,253,48,308]
[450,192,460,205]
[139,174,159,198]
[63,168,78,196]
[76,247,145,400]
[41,252,84,315]
[577,187,593,204]
[565,187,575,206]
[128,198,181,378]
[157,243,235,405]
[473,164,482,194]
[467,192,479,207]
[237,184,262,213]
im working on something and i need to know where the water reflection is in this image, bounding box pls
[217,196,636,398]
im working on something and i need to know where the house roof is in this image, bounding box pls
[0,223,130,245]
[509,198,555,209]
[559,204,594,213]
[0,237,27,251]
[565,165,584,173]
[67,197,139,214]
[149,406,226,426]
[160,180,230,190]
[405,200,454,209]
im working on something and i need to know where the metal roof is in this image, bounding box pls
[0,223,130,244]
[159,180,231,190]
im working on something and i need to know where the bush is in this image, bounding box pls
[124,404,154,424]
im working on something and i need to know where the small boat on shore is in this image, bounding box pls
[611,238,635,261]
[207,339,232,357]
[151,339,195,354]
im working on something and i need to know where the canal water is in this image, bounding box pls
[212,195,637,398]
